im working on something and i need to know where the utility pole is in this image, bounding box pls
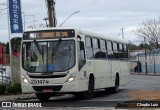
[121,28,124,39]
[46,0,56,27]
[144,37,148,75]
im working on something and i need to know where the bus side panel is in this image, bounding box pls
[119,61,130,86]
[94,60,110,89]
[111,60,121,87]
[75,60,94,92]
[82,60,94,89]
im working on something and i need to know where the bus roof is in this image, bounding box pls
[24,27,129,44]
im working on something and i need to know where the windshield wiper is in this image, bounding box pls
[52,39,62,63]
[33,40,43,55]
[33,39,45,64]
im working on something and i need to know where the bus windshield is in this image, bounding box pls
[22,40,75,73]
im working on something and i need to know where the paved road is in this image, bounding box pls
[1,74,160,109]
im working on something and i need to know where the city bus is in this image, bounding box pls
[20,27,130,101]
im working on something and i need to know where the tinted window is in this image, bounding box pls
[113,42,117,51]
[100,39,107,58]
[100,39,106,50]
[107,41,114,59]
[92,38,99,49]
[85,37,93,59]
[107,41,112,51]
[124,44,127,52]
[119,44,123,51]
[92,38,101,58]
[86,37,92,47]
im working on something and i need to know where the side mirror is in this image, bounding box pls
[80,41,85,50]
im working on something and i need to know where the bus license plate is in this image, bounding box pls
[43,89,53,93]
[31,79,46,84]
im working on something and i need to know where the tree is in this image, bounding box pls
[128,43,139,51]
[5,37,22,54]
[11,37,22,52]
[138,42,152,50]
[135,17,160,48]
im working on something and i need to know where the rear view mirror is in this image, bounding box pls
[80,41,84,50]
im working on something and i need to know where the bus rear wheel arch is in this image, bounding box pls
[105,73,119,94]
[111,73,119,93]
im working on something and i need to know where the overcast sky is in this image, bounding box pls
[0,0,160,43]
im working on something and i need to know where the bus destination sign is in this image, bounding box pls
[23,30,75,40]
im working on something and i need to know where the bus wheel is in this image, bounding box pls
[111,76,119,93]
[36,93,51,101]
[81,78,94,99]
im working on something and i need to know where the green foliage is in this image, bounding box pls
[7,86,18,94]
[11,37,22,52]
[0,85,6,94]
[0,83,22,95]
[128,43,140,51]
[13,83,22,93]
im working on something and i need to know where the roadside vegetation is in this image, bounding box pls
[0,83,21,95]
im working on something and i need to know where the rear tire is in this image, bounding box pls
[111,76,119,93]
[81,78,94,99]
[36,93,51,101]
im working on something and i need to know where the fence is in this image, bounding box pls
[131,52,160,75]
[0,54,20,84]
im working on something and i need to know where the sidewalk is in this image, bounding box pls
[0,93,36,101]
[131,72,160,76]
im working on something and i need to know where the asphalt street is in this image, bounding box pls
[1,74,160,109]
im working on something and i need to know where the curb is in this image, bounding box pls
[16,97,37,100]
[131,73,160,76]
[0,94,37,101]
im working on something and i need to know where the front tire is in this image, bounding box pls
[81,78,94,99]
[36,93,51,101]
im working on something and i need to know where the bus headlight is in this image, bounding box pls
[66,72,77,83]
[68,77,74,83]
[22,75,29,84]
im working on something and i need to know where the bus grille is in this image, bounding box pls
[29,74,67,78]
[32,85,63,92]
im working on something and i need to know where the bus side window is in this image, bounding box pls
[100,39,107,58]
[92,38,101,59]
[113,42,119,59]
[107,41,114,59]
[123,44,128,60]
[118,43,124,59]
[85,36,94,59]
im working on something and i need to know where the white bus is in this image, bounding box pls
[20,27,130,101]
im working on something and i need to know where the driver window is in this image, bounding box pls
[78,41,85,60]
[78,39,86,71]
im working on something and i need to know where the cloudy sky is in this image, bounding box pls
[0,0,160,43]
